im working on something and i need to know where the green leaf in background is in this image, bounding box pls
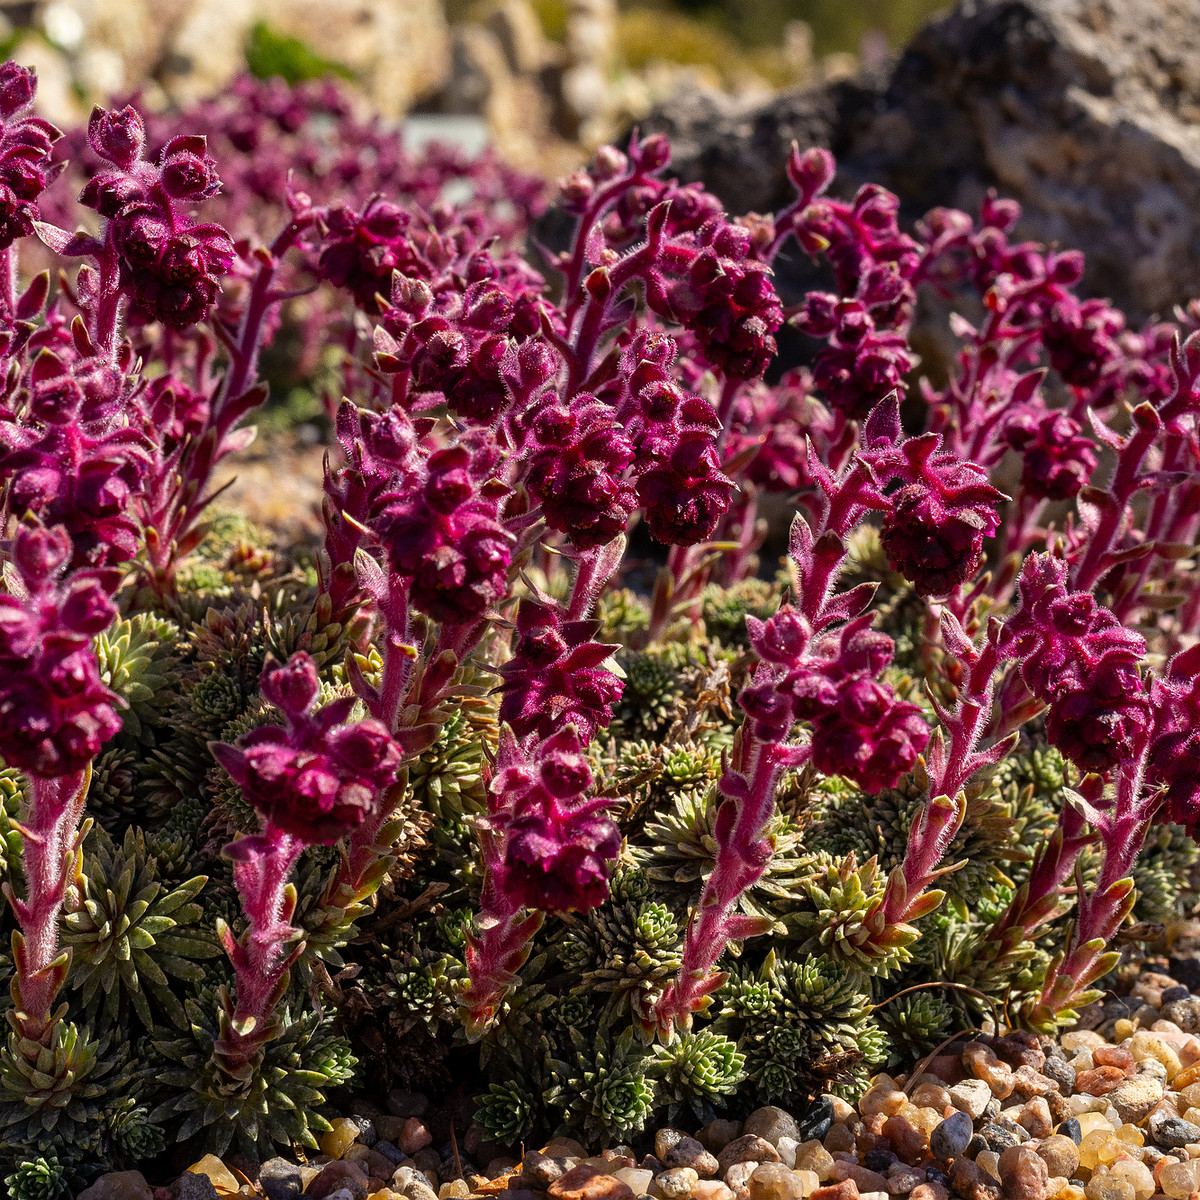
[244,21,356,85]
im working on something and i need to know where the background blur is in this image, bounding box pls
[0,0,946,168]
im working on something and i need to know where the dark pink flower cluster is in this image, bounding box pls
[485,726,620,912]
[377,442,513,625]
[496,598,622,742]
[794,271,914,420]
[1145,646,1200,837]
[740,608,930,794]
[0,523,121,777]
[868,431,1004,597]
[521,391,635,548]
[78,105,234,329]
[1004,408,1098,501]
[1000,554,1152,773]
[658,218,783,381]
[211,652,400,845]
[619,334,734,545]
[0,346,149,566]
[0,64,60,250]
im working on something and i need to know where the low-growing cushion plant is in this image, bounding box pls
[0,55,1196,1190]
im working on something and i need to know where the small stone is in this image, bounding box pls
[694,1185,736,1200]
[862,1154,896,1177]
[614,1170,654,1197]
[525,1154,574,1188]
[727,1163,761,1198]
[665,1139,720,1178]
[748,1165,805,1200]
[657,1132,688,1162]
[977,1153,1001,1185]
[1111,1077,1163,1128]
[260,1159,304,1200]
[1011,1069,1057,1100]
[1035,1137,1080,1180]
[376,1145,405,1167]
[1128,1033,1183,1081]
[949,1159,1000,1200]
[549,1168,636,1200]
[719,1137,782,1176]
[794,1143,834,1182]
[1148,1111,1200,1148]
[1042,1059,1076,1094]
[1019,1100,1053,1140]
[776,1139,799,1171]
[656,1168,699,1198]
[810,1185,860,1200]
[700,1123,745,1154]
[882,1115,928,1165]
[930,1112,973,1161]
[325,1118,364,1161]
[1158,1159,1200,1200]
[745,1109,802,1148]
[798,1101,836,1144]
[1074,1068,1126,1097]
[795,1172,820,1198]
[1107,1160,1154,1200]
[440,1183,470,1200]
[860,1087,908,1119]
[909,1187,948,1200]
[829,1166,888,1194]
[399,1120,434,1156]
[1057,1120,1082,1145]
[1083,1176,1134,1200]
[824,1127,855,1154]
[393,1167,438,1200]
[949,1080,994,1120]
[170,1174,217,1200]
[963,1044,1016,1100]
[323,1191,355,1200]
[1161,998,1200,1033]
[980,1125,1022,1154]
[997,1147,1047,1200]
[79,1173,154,1200]
[310,1162,371,1200]
[187,1156,240,1195]
[1092,1047,1135,1072]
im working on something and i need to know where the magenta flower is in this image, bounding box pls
[875,433,1004,597]
[1004,408,1098,501]
[0,64,61,249]
[0,522,122,777]
[1146,647,1200,837]
[378,444,514,624]
[486,726,620,912]
[78,105,234,329]
[496,598,623,742]
[211,652,400,845]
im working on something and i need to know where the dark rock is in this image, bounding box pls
[862,1150,898,1173]
[377,1142,406,1165]
[1041,1056,1075,1093]
[931,1111,974,1161]
[308,1161,369,1200]
[1161,985,1191,1004]
[1148,1112,1200,1149]
[1057,1118,1082,1145]
[169,1175,218,1200]
[1162,996,1200,1032]
[980,1124,1021,1153]
[259,1158,303,1200]
[640,0,1200,320]
[797,1098,835,1143]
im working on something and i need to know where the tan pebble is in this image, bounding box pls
[1129,1035,1184,1083]
[794,1144,834,1182]
[1115,1021,1137,1042]
[997,1145,1048,1200]
[1116,1124,1145,1148]
[1112,1077,1166,1125]
[548,1166,636,1200]
[794,1172,819,1199]
[546,1141,589,1159]
[1084,1175,1135,1200]
[700,1123,745,1155]
[1020,1098,1053,1139]
[963,1043,1016,1100]
[976,1152,1000,1183]
[727,1163,761,1197]
[1063,1032,1107,1051]
[1037,1137,1081,1179]
[719,1138,782,1176]
[1077,1112,1115,1137]
[1156,1159,1200,1199]
[748,1164,806,1200]
[859,1192,889,1200]
[910,1085,951,1111]
[614,1169,654,1197]
[692,1183,735,1200]
[860,1089,908,1119]
[656,1169,700,1199]
[186,1156,240,1194]
[1108,1161,1154,1200]
[829,1100,855,1123]
[440,1184,470,1200]
[1173,1062,1200,1091]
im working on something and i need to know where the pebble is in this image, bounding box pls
[719,1137,782,1175]
[399,1119,434,1156]
[694,1184,736,1200]
[748,1164,805,1200]
[1158,1158,1200,1200]
[169,1174,218,1200]
[997,1146,1047,1200]
[794,1142,834,1180]
[745,1109,802,1148]
[549,1166,636,1200]
[324,1117,364,1161]
[701,1122,745,1154]
[930,1113,973,1161]
[664,1138,720,1177]
[798,1101,836,1143]
[950,1081,995,1120]
[614,1170,654,1196]
[260,1159,304,1200]
[78,1173,154,1200]
[1109,1076,1164,1124]
[655,1168,699,1198]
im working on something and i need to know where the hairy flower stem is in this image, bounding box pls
[654,732,801,1036]
[2,769,88,1044]
[214,826,304,1076]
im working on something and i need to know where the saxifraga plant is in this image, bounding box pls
[1,46,1200,1171]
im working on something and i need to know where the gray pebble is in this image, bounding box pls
[930,1111,973,1161]
[259,1159,303,1200]
[1149,1112,1200,1149]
